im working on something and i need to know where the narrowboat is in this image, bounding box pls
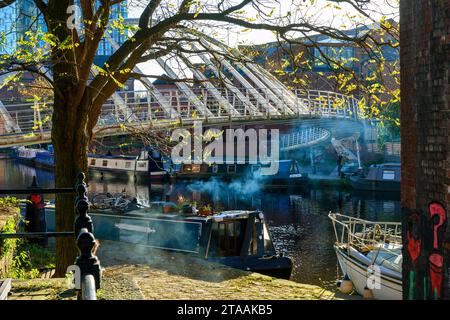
[12,145,174,181]
[42,206,293,279]
[35,146,55,170]
[88,148,173,181]
[349,163,400,192]
[175,159,308,187]
[329,213,402,300]
[13,146,42,165]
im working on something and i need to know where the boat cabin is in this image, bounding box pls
[92,208,292,278]
[365,163,400,182]
[177,159,305,182]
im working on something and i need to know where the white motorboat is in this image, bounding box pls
[329,213,403,300]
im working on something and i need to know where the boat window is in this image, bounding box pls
[227,165,236,173]
[102,160,108,167]
[382,170,395,180]
[247,224,258,256]
[290,162,299,174]
[138,162,147,168]
[216,221,241,257]
[192,164,201,173]
[90,159,96,166]
[263,224,275,253]
[212,164,218,173]
[125,161,131,169]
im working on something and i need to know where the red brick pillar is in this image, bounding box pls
[401,0,450,300]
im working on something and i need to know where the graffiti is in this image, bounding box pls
[429,253,444,299]
[403,202,448,300]
[429,202,446,250]
[427,202,446,299]
[405,211,421,300]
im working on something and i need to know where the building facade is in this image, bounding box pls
[243,21,399,95]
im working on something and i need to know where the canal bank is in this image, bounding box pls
[98,240,364,300]
[8,240,358,300]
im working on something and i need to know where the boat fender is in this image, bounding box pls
[339,274,353,294]
[363,286,374,300]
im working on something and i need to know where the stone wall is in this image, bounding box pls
[401,0,450,300]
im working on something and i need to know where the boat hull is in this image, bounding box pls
[349,176,400,192]
[334,245,402,300]
[212,256,293,280]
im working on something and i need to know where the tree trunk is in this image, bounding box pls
[52,97,90,277]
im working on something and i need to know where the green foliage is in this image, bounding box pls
[0,215,18,259]
[7,242,56,279]
[0,196,20,209]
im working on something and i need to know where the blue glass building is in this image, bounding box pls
[0,0,128,59]
[0,0,38,54]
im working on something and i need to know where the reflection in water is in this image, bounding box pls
[0,159,400,289]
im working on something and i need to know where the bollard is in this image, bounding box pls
[75,228,101,299]
[25,176,47,245]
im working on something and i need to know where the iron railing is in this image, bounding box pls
[0,172,101,300]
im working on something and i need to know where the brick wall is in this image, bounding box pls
[401,0,450,300]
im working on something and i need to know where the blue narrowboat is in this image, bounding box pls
[43,207,293,279]
[175,159,308,187]
[350,163,400,192]
[34,146,55,170]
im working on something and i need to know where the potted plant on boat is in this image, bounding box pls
[163,203,176,213]
[198,204,212,217]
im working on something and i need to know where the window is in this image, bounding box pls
[227,165,236,173]
[313,46,355,69]
[212,164,219,173]
[138,162,147,168]
[290,162,299,174]
[102,160,108,167]
[217,222,240,256]
[125,162,131,169]
[90,159,96,166]
[191,164,201,173]
[382,170,395,180]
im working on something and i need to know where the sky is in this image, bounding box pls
[128,0,399,46]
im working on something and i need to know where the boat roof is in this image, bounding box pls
[370,163,400,168]
[88,153,139,160]
[123,205,260,222]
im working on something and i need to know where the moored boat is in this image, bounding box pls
[88,148,173,181]
[175,159,308,187]
[329,213,402,300]
[35,146,55,170]
[12,146,42,165]
[41,206,292,279]
[349,163,400,192]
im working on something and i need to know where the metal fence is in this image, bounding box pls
[0,172,101,300]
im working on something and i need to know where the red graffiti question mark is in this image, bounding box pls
[429,203,445,249]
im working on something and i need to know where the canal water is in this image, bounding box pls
[0,159,401,290]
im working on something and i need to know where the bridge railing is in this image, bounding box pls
[0,87,361,137]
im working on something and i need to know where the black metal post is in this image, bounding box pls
[75,228,101,300]
[74,172,93,236]
[73,173,101,300]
